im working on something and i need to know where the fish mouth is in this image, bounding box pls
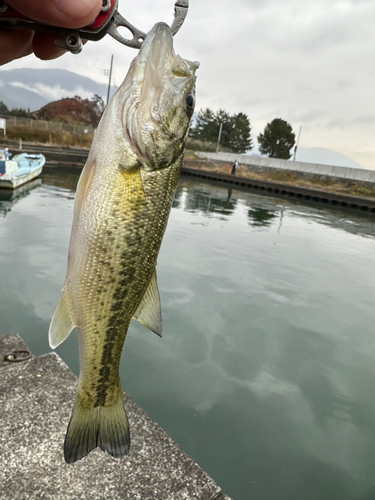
[140,22,174,66]
[133,22,198,102]
[138,23,174,96]
[120,22,198,169]
[118,23,176,104]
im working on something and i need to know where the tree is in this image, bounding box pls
[189,108,218,143]
[71,95,104,126]
[35,94,105,127]
[257,118,295,159]
[227,112,252,154]
[0,101,35,118]
[0,101,9,115]
[6,108,35,119]
[89,94,105,123]
[189,108,252,154]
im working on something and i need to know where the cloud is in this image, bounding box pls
[2,0,374,163]
[353,115,375,124]
[9,81,96,101]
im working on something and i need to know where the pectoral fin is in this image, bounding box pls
[49,286,76,349]
[133,269,162,337]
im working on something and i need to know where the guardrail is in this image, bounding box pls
[0,115,95,135]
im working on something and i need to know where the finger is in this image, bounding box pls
[0,30,34,66]
[32,33,66,61]
[6,0,102,29]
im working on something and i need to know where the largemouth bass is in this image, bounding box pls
[49,22,198,464]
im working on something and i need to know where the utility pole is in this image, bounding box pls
[106,54,114,107]
[216,122,223,154]
[293,125,302,161]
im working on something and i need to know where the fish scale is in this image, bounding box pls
[48,22,198,463]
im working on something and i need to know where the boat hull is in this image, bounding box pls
[0,154,45,190]
[0,165,44,189]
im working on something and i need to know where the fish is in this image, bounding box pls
[48,22,198,464]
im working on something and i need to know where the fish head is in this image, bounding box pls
[119,22,199,170]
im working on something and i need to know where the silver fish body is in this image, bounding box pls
[49,22,198,464]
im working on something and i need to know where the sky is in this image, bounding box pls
[3,0,375,169]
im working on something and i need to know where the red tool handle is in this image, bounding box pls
[0,0,116,35]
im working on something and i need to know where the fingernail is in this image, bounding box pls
[55,0,98,20]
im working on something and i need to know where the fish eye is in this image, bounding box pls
[185,95,195,109]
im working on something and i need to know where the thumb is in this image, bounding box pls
[6,0,102,29]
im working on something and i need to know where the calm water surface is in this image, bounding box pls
[1,167,375,500]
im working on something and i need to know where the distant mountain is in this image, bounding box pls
[294,147,364,169]
[250,136,365,170]
[0,68,114,112]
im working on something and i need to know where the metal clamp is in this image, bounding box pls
[107,0,189,49]
[107,10,147,49]
[54,30,83,54]
[0,0,190,53]
[211,492,226,500]
[4,349,32,362]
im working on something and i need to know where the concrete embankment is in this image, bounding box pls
[183,152,375,213]
[4,142,375,211]
[196,151,375,185]
[0,334,230,500]
[181,166,375,213]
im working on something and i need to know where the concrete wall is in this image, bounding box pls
[196,151,375,184]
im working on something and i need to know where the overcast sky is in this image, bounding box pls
[4,0,375,169]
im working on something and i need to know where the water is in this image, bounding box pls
[1,167,375,500]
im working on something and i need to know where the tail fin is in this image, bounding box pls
[64,391,130,464]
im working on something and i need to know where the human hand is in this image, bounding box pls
[0,0,102,66]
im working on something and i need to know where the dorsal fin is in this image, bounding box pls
[133,269,162,337]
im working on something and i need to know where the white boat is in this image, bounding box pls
[0,149,46,189]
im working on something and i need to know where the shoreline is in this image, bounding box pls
[181,164,375,214]
[2,140,375,210]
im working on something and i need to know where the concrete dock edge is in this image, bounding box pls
[181,167,375,213]
[0,334,231,500]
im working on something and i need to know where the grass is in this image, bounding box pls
[186,137,234,153]
[5,126,93,147]
[5,127,231,152]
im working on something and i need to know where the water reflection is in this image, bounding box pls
[247,206,278,228]
[177,177,375,238]
[1,169,375,500]
[176,178,282,231]
[41,166,81,192]
[174,182,237,217]
[0,178,42,217]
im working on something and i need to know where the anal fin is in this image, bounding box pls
[133,269,162,337]
[49,286,76,349]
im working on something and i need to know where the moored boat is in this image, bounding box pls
[0,149,45,189]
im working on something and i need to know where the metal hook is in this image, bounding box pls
[170,0,189,36]
[108,0,189,49]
